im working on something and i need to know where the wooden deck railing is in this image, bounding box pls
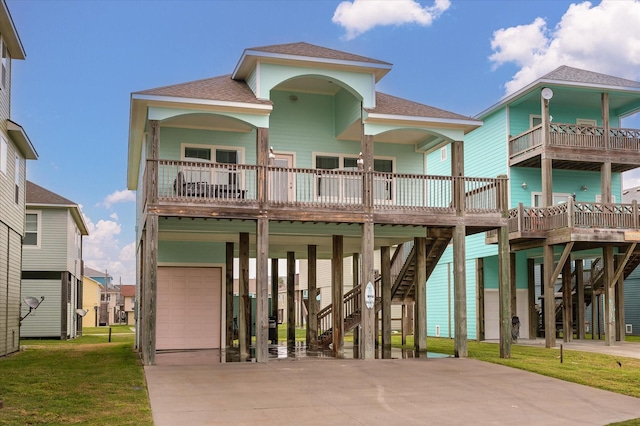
[151,160,505,213]
[509,123,640,159]
[489,201,639,236]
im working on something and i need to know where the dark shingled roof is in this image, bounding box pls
[542,66,640,89]
[26,181,76,205]
[369,92,476,121]
[135,75,272,105]
[247,42,391,66]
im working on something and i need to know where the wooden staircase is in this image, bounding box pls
[317,233,452,347]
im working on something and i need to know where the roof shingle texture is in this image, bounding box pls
[247,42,391,66]
[26,181,76,205]
[369,93,475,121]
[542,66,640,88]
[136,75,272,105]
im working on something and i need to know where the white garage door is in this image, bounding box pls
[484,289,530,340]
[157,267,221,350]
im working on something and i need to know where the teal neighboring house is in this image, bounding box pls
[0,0,37,357]
[428,66,640,347]
[21,181,88,339]
[128,42,513,365]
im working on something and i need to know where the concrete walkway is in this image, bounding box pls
[146,352,640,425]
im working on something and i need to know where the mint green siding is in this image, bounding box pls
[159,241,226,264]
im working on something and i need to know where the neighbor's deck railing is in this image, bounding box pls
[509,123,640,160]
[488,201,639,238]
[152,160,505,213]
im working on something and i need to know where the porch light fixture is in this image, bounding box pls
[581,185,587,191]
[289,95,298,102]
[521,182,528,189]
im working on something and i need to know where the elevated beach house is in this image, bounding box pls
[127,42,513,364]
[427,66,640,348]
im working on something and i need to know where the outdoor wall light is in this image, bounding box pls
[581,185,588,191]
[521,182,528,189]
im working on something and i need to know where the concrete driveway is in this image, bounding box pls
[146,354,640,425]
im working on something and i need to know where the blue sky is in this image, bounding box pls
[7,0,640,283]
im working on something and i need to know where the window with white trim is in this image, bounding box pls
[530,115,542,127]
[314,153,394,200]
[595,194,616,203]
[0,136,6,175]
[1,37,8,89]
[181,144,243,187]
[14,155,19,203]
[532,192,571,206]
[576,118,597,126]
[24,212,40,247]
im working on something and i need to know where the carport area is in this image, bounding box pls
[145,355,640,425]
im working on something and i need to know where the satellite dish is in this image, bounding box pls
[24,296,43,309]
[76,309,87,317]
[541,87,554,100]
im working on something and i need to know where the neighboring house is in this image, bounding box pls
[0,0,37,357]
[428,66,640,347]
[621,186,640,336]
[81,275,101,328]
[120,284,136,326]
[21,181,88,339]
[128,42,511,365]
[84,266,121,326]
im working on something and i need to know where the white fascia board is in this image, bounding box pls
[132,94,272,113]
[147,106,270,128]
[366,113,482,127]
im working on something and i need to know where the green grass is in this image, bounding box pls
[3,324,639,425]
[391,335,640,399]
[0,328,151,425]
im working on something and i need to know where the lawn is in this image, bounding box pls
[0,326,152,425]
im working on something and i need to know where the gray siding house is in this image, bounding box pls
[21,181,88,339]
[0,0,37,357]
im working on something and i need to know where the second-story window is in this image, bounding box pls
[0,136,6,175]
[1,38,8,89]
[14,155,20,204]
[24,212,39,247]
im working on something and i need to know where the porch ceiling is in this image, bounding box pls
[158,218,428,259]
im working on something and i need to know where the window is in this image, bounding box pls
[530,115,542,127]
[184,147,211,161]
[314,153,394,200]
[595,194,616,203]
[532,192,571,206]
[576,118,597,126]
[1,38,7,89]
[24,212,39,247]
[14,155,19,203]
[0,136,6,174]
[181,144,243,187]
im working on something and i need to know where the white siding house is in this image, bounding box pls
[20,181,88,339]
[0,0,37,357]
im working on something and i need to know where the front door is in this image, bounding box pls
[270,153,294,202]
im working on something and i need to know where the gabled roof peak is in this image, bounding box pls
[233,41,392,82]
[245,42,392,66]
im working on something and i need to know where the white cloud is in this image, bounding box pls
[101,189,135,208]
[490,0,640,95]
[82,213,136,284]
[110,212,119,220]
[333,0,450,40]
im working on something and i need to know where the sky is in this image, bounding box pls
[7,0,640,285]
